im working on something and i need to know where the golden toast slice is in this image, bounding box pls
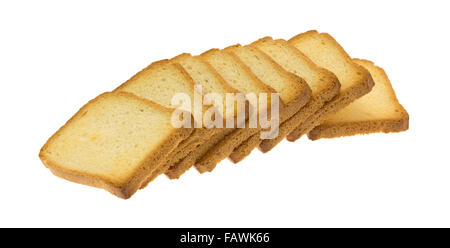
[286,30,374,141]
[225,44,311,163]
[252,37,340,152]
[114,60,211,184]
[308,59,409,140]
[142,54,242,181]
[39,92,192,199]
[194,48,277,173]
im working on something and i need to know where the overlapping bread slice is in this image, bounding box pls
[224,44,312,162]
[150,53,241,181]
[251,37,340,152]
[308,59,409,140]
[114,60,213,184]
[39,92,193,199]
[285,30,375,141]
[168,124,237,178]
[193,48,278,173]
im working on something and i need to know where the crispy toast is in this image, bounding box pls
[287,30,374,141]
[194,48,277,173]
[225,44,311,162]
[39,92,192,199]
[114,60,211,184]
[308,59,409,140]
[252,37,340,152]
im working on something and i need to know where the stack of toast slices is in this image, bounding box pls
[39,30,409,199]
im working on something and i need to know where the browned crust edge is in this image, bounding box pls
[117,58,213,189]
[307,116,409,140]
[165,128,235,179]
[286,70,375,141]
[307,58,409,140]
[160,53,245,180]
[228,76,312,163]
[284,30,376,142]
[258,71,340,153]
[191,48,279,173]
[39,92,193,199]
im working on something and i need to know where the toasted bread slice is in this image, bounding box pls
[225,44,311,163]
[39,92,192,199]
[308,59,409,140]
[142,53,241,182]
[193,48,277,173]
[114,60,211,183]
[252,37,340,152]
[168,128,233,178]
[287,30,374,141]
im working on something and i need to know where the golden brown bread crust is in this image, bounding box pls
[307,58,409,140]
[42,31,409,198]
[114,60,174,92]
[283,30,375,142]
[117,58,225,189]
[192,48,278,173]
[226,45,312,163]
[307,117,409,140]
[121,60,205,187]
[249,36,341,153]
[160,53,244,180]
[228,75,312,163]
[139,127,212,189]
[164,54,230,170]
[39,92,193,199]
[165,128,235,179]
[258,71,340,152]
[160,50,253,179]
[286,70,374,141]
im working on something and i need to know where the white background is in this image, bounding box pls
[1,0,449,227]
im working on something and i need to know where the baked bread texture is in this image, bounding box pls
[225,44,311,163]
[252,37,340,152]
[39,30,409,199]
[153,53,241,181]
[114,60,212,184]
[192,48,277,173]
[308,59,409,140]
[39,92,192,199]
[286,30,375,141]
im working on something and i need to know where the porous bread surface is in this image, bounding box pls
[163,54,242,179]
[113,59,204,141]
[252,37,338,96]
[171,53,241,121]
[201,49,276,96]
[139,128,212,188]
[140,54,241,188]
[228,132,262,163]
[226,45,308,105]
[324,59,407,124]
[115,60,209,185]
[39,92,192,199]
[115,60,195,110]
[225,45,310,118]
[170,56,240,134]
[257,95,328,152]
[194,48,277,173]
[289,31,368,92]
[286,30,374,141]
[252,37,340,153]
[225,44,312,162]
[161,54,238,175]
[166,50,268,177]
[166,128,235,179]
[307,59,409,140]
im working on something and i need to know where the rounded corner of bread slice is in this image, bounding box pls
[39,92,191,198]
